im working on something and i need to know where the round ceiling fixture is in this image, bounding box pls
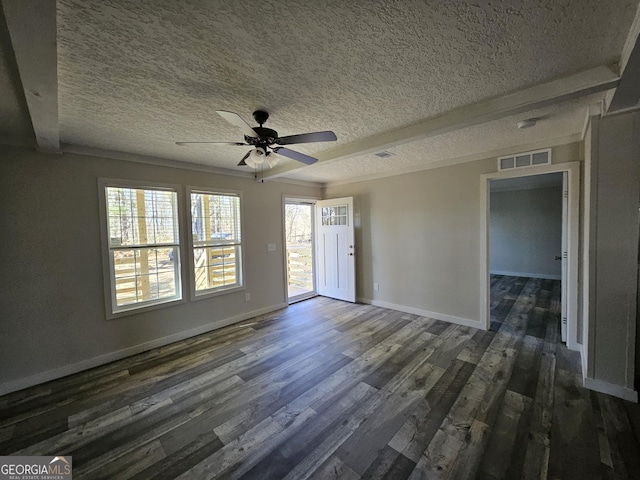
[517,118,537,129]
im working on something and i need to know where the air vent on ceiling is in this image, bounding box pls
[498,148,551,171]
[374,150,395,158]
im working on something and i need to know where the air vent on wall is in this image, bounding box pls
[374,150,395,158]
[498,148,551,171]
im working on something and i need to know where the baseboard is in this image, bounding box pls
[0,303,287,397]
[583,376,638,403]
[357,297,483,330]
[490,270,562,280]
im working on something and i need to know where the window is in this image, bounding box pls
[101,182,182,316]
[321,205,348,226]
[189,190,243,296]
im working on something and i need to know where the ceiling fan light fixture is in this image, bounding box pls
[266,152,279,168]
[246,147,267,167]
[244,155,258,168]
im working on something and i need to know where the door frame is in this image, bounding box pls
[480,161,580,351]
[282,195,319,304]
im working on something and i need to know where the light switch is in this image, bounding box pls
[267,243,276,252]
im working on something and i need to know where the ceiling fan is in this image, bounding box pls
[176,110,337,168]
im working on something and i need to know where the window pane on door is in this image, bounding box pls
[321,205,348,226]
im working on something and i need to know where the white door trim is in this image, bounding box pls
[480,161,581,351]
[561,171,569,342]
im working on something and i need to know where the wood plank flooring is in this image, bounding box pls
[1,275,639,479]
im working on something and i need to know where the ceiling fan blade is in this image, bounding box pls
[272,147,318,165]
[238,151,251,166]
[216,110,260,138]
[275,131,337,145]
[176,141,247,146]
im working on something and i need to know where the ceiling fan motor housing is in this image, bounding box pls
[252,110,269,126]
[245,127,278,146]
[246,111,278,146]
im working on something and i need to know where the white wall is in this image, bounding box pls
[0,146,321,393]
[582,111,639,401]
[490,186,562,279]
[325,143,580,328]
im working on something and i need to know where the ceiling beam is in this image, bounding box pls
[606,3,640,112]
[3,0,59,153]
[263,65,619,180]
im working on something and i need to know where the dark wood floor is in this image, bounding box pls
[1,275,639,479]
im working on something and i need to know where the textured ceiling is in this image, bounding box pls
[3,0,639,182]
[288,93,602,183]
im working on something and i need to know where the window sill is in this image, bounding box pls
[191,285,244,302]
[106,297,186,320]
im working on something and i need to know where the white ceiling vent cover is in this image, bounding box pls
[498,148,551,171]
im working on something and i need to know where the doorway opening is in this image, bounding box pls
[480,161,580,351]
[489,172,564,340]
[284,199,316,303]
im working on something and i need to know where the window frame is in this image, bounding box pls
[186,186,245,300]
[98,178,186,319]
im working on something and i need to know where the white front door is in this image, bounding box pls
[316,197,355,302]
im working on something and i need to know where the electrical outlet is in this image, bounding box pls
[245,292,250,301]
[374,283,379,291]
